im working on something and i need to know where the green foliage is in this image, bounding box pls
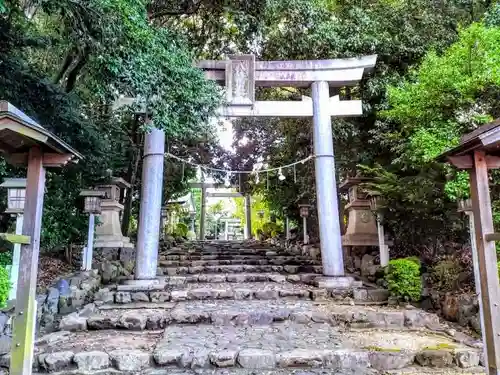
[233,194,272,236]
[175,222,189,238]
[385,258,422,302]
[432,256,463,291]
[261,222,282,238]
[0,1,222,249]
[382,22,500,169]
[0,251,12,267]
[0,266,10,308]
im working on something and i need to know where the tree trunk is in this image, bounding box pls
[121,119,142,236]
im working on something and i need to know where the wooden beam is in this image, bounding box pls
[11,146,46,375]
[485,233,500,242]
[0,233,30,245]
[469,150,500,373]
[6,153,76,167]
[218,97,362,118]
[448,155,500,169]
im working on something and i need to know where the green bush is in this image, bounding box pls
[0,251,12,267]
[432,256,462,291]
[0,266,10,308]
[261,222,281,238]
[385,258,422,302]
[172,222,189,238]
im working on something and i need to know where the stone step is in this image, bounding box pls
[161,251,294,257]
[161,255,312,261]
[159,259,320,267]
[62,300,448,332]
[34,322,481,373]
[160,264,323,276]
[109,282,331,303]
[32,369,487,375]
[159,273,320,285]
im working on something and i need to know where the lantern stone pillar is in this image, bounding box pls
[135,127,165,281]
[80,190,105,271]
[244,194,252,240]
[94,177,133,249]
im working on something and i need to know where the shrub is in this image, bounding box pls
[0,266,10,308]
[261,222,281,238]
[174,222,189,238]
[432,256,462,291]
[0,251,12,267]
[385,258,422,302]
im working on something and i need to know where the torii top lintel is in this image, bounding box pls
[197,54,377,89]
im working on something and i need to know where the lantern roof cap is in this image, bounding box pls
[0,101,83,165]
[97,177,131,189]
[339,176,372,192]
[80,190,106,197]
[0,178,26,189]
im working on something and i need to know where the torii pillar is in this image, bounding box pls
[199,55,377,285]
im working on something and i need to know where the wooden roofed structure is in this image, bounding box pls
[440,117,500,374]
[0,101,82,375]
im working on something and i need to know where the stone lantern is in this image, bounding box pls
[298,204,311,244]
[340,176,392,273]
[94,177,133,249]
[80,189,105,270]
[0,178,26,301]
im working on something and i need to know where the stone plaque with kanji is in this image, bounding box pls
[225,55,255,106]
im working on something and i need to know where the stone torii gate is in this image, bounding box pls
[198,54,376,286]
[189,182,252,240]
[119,54,376,287]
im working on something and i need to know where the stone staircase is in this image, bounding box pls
[31,241,484,374]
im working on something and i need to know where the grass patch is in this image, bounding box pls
[422,343,457,351]
[363,346,402,352]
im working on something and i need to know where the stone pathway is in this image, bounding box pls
[29,241,485,374]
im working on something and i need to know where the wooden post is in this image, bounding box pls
[469,150,500,374]
[200,187,206,240]
[11,147,46,375]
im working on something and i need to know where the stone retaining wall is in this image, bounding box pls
[279,239,482,336]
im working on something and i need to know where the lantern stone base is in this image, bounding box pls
[315,276,362,290]
[122,278,163,287]
[94,235,134,249]
[342,233,393,247]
